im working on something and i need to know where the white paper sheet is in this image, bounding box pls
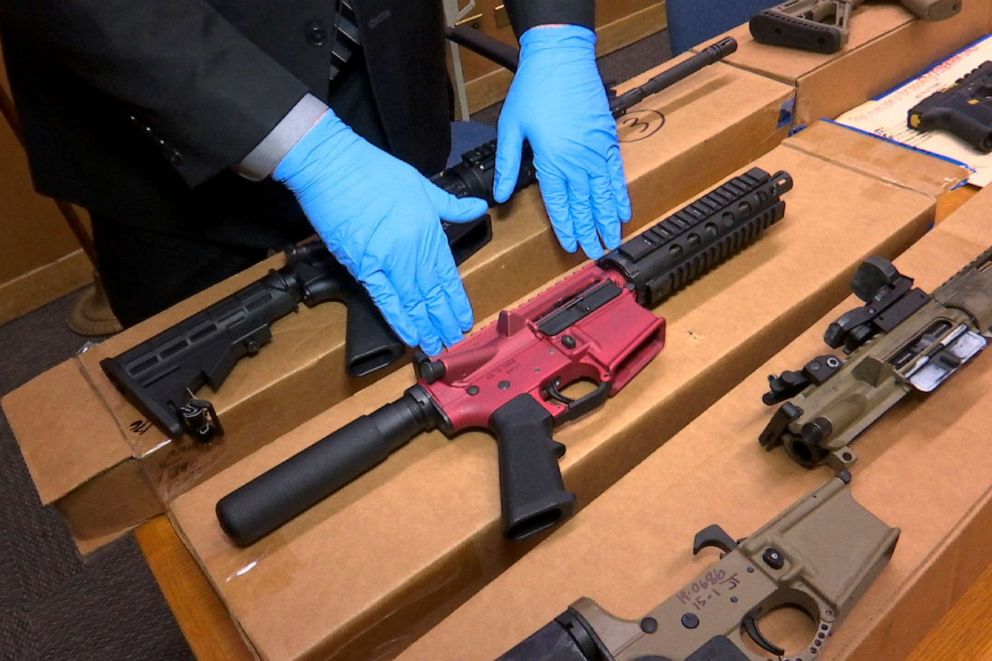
[834,34,992,187]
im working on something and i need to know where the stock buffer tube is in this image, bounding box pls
[217,168,794,547]
[217,387,438,546]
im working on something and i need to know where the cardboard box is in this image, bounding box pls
[2,57,796,549]
[404,182,992,661]
[704,1,991,127]
[167,125,962,660]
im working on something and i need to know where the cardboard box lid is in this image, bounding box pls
[2,58,796,541]
[4,360,132,504]
[786,121,969,197]
[169,130,955,661]
[403,186,992,661]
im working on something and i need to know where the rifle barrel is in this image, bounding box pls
[610,37,738,117]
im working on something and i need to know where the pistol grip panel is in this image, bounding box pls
[491,395,577,541]
[297,259,404,377]
[750,11,846,54]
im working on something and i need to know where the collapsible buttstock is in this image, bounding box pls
[750,9,846,53]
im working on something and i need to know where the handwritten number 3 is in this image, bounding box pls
[623,116,651,134]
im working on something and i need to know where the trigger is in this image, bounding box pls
[693,525,738,555]
[742,614,785,657]
[552,440,566,459]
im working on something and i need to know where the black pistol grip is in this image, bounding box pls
[490,395,577,541]
[298,263,406,377]
[343,287,407,377]
[443,214,494,266]
[216,392,432,546]
[922,108,992,154]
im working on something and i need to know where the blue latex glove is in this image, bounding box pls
[494,25,632,260]
[274,111,488,355]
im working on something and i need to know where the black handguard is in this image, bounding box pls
[908,61,992,153]
[599,168,794,308]
[490,395,578,541]
[216,386,439,546]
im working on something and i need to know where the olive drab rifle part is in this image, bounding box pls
[100,38,739,444]
[750,0,962,54]
[499,475,900,661]
[215,169,794,548]
[760,247,992,471]
[908,61,992,153]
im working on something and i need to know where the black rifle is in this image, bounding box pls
[100,37,739,443]
[908,61,992,153]
[433,37,739,204]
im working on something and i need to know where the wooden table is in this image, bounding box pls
[137,185,990,660]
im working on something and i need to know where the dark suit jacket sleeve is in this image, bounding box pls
[1,1,310,187]
[505,0,596,35]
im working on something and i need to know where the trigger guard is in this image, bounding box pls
[548,379,611,425]
[741,613,786,657]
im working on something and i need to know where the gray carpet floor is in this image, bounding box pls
[0,292,194,660]
[0,30,671,660]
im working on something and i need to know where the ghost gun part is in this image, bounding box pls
[215,168,793,547]
[499,475,899,661]
[908,61,992,153]
[760,247,992,470]
[96,37,739,445]
[750,0,961,54]
[430,37,738,205]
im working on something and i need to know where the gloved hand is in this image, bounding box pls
[494,25,632,260]
[274,111,488,356]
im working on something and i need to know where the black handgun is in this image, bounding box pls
[908,60,992,153]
